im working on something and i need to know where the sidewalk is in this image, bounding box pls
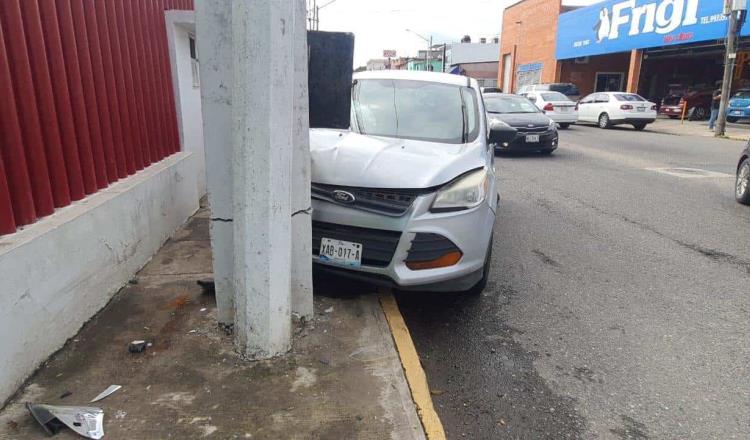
[0,204,425,439]
[648,117,750,141]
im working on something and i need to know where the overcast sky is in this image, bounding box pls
[317,0,601,67]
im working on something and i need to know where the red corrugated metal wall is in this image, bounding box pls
[0,0,194,235]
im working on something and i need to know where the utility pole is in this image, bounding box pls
[428,35,433,71]
[716,0,747,136]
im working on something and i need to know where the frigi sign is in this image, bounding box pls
[556,0,744,60]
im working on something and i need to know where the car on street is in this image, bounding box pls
[727,89,750,123]
[736,142,750,205]
[659,89,712,120]
[519,90,578,129]
[577,92,657,130]
[483,93,559,154]
[517,83,582,102]
[308,70,517,293]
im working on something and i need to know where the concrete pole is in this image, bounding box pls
[195,0,234,329]
[231,0,294,357]
[716,9,738,137]
[291,0,314,320]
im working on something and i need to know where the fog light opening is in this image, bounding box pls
[405,251,463,271]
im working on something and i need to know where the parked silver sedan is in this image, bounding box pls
[309,70,516,293]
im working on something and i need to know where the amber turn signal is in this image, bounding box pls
[405,251,463,271]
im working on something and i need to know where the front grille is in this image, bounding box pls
[312,183,426,217]
[406,233,460,262]
[514,126,549,133]
[312,221,401,267]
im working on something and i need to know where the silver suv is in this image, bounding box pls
[309,70,516,293]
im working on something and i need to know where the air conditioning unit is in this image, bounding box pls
[574,56,589,64]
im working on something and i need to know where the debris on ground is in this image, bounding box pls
[26,403,104,439]
[90,385,121,403]
[128,340,148,353]
[59,391,72,399]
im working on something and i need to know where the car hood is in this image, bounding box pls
[729,98,750,108]
[486,112,551,129]
[310,129,486,189]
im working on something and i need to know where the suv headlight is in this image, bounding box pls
[431,169,489,212]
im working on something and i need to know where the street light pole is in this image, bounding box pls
[716,5,742,136]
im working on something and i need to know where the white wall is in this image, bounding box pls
[166,11,206,196]
[0,152,199,406]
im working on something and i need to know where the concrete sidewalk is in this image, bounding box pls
[0,205,424,439]
[648,117,750,141]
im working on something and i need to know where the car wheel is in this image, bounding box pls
[737,158,750,205]
[559,123,570,129]
[465,235,493,295]
[693,106,708,120]
[633,123,647,131]
[728,117,739,123]
[598,113,611,129]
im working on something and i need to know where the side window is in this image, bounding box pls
[580,94,593,104]
[596,93,610,103]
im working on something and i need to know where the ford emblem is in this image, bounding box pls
[332,190,356,204]
[527,124,535,128]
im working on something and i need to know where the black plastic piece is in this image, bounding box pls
[308,31,354,129]
[405,233,461,263]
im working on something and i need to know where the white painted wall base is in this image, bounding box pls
[0,152,199,406]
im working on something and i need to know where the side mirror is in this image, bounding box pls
[488,119,517,145]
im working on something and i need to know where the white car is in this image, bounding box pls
[309,70,516,293]
[577,92,657,130]
[519,90,578,129]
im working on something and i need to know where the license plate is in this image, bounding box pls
[557,107,571,113]
[319,238,363,268]
[637,107,646,112]
[525,134,540,143]
[732,110,742,115]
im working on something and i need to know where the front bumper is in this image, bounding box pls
[310,191,495,292]
[728,107,750,118]
[495,129,558,152]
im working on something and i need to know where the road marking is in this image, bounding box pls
[379,290,446,440]
[646,167,734,179]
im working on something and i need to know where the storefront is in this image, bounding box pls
[500,0,750,107]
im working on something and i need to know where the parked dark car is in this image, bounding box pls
[484,93,558,155]
[737,142,750,205]
[659,90,712,120]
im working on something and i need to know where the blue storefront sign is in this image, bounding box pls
[556,0,746,60]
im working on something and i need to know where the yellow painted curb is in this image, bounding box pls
[379,291,446,440]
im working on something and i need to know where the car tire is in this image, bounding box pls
[737,158,750,205]
[728,117,739,123]
[559,123,570,129]
[691,106,708,120]
[633,123,647,131]
[598,113,611,129]
[465,235,493,295]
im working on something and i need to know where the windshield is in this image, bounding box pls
[733,90,750,98]
[484,96,540,114]
[541,92,570,102]
[351,79,479,144]
[614,93,646,102]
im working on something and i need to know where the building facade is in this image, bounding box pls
[0,0,203,405]
[500,0,748,101]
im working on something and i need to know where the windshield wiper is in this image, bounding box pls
[460,92,468,143]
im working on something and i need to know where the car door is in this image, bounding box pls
[578,94,595,121]
[592,93,610,120]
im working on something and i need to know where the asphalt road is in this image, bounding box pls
[396,124,750,439]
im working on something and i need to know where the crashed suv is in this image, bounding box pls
[309,70,515,293]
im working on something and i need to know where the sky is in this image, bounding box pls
[317,0,601,67]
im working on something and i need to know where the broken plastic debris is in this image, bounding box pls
[90,385,121,403]
[200,308,207,312]
[26,403,104,439]
[128,340,147,353]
